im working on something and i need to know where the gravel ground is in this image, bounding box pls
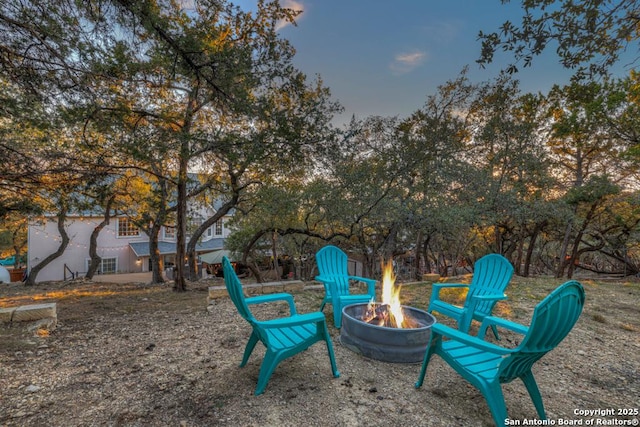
[1,276,639,427]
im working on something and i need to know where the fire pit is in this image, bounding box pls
[338,260,436,363]
[340,302,436,363]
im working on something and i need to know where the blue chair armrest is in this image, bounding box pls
[432,323,513,355]
[259,311,327,329]
[316,275,341,297]
[466,293,507,310]
[246,293,297,315]
[315,275,336,285]
[478,315,529,338]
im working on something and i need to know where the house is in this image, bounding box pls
[26,204,233,283]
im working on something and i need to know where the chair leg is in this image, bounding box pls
[320,289,331,312]
[241,332,260,367]
[415,334,439,388]
[490,324,501,340]
[480,381,508,427]
[334,307,342,328]
[521,371,546,419]
[322,322,340,378]
[254,351,281,396]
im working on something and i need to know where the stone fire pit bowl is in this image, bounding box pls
[339,303,436,363]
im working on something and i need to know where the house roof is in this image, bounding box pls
[129,241,176,257]
[199,249,238,264]
[196,238,225,252]
[128,238,225,257]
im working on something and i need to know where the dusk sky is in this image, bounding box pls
[238,0,635,125]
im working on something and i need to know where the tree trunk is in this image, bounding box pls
[174,90,197,292]
[186,250,198,281]
[515,229,525,276]
[414,230,422,280]
[494,225,502,254]
[148,222,165,284]
[422,235,432,274]
[86,196,114,279]
[523,220,546,277]
[558,149,584,278]
[11,217,27,269]
[566,202,599,278]
[245,262,262,282]
[556,220,573,278]
[26,205,70,285]
[240,229,269,283]
[271,231,280,279]
[147,177,169,284]
[186,182,240,281]
[174,158,188,291]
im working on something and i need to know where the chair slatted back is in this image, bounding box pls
[466,254,514,315]
[316,245,350,294]
[223,256,255,323]
[499,280,585,382]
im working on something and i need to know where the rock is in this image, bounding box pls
[25,385,41,393]
[13,303,57,322]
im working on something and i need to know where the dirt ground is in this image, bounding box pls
[1,275,639,427]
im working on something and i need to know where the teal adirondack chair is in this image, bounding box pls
[315,245,376,328]
[428,254,513,339]
[222,256,340,395]
[416,280,586,426]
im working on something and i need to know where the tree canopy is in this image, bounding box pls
[2,1,640,285]
[477,0,640,78]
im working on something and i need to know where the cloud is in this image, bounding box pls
[275,0,305,31]
[390,50,428,75]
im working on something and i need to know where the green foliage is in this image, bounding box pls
[1,0,341,287]
[478,0,639,78]
[2,2,640,282]
[0,230,11,253]
[565,176,620,206]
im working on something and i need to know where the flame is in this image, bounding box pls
[360,259,420,328]
[381,260,406,328]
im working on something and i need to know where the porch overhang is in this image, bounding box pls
[128,238,225,257]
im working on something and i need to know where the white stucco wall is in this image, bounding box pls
[27,208,234,283]
[27,216,146,282]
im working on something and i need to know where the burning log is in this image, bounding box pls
[360,301,423,329]
[361,302,390,326]
[356,260,423,329]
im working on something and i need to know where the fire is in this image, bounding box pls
[381,259,405,328]
[361,259,419,328]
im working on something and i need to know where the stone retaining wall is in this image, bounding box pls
[0,303,58,334]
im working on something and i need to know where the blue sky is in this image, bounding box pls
[238,0,633,124]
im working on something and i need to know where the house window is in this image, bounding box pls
[101,257,117,274]
[164,226,176,239]
[117,218,139,237]
[86,257,117,274]
[203,220,222,238]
